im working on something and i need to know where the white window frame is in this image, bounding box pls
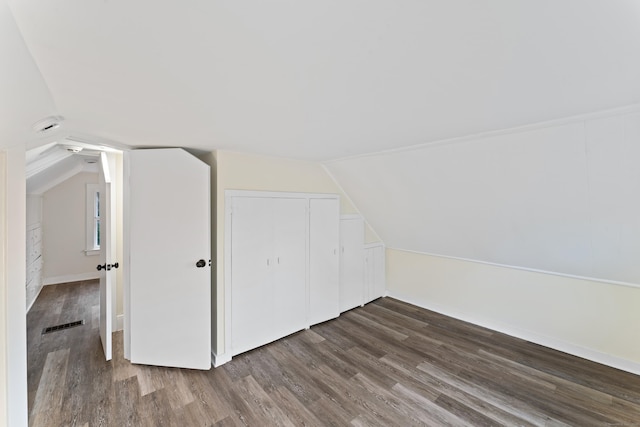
[85,183,100,255]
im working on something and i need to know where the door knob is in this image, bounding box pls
[196,259,206,268]
[98,262,119,271]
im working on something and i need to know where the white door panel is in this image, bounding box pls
[340,217,365,312]
[273,198,307,338]
[128,148,211,369]
[98,153,113,361]
[231,197,274,354]
[309,198,340,325]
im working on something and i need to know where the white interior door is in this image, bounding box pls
[98,153,113,361]
[127,148,211,370]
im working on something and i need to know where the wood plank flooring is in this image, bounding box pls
[28,280,640,426]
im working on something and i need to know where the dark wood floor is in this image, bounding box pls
[27,280,640,426]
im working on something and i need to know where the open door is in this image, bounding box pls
[126,148,211,370]
[98,152,114,361]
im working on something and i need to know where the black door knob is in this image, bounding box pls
[196,259,206,268]
[98,262,119,271]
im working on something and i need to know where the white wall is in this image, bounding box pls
[42,172,99,284]
[0,146,28,427]
[0,151,7,427]
[25,195,42,226]
[199,150,367,360]
[326,106,640,373]
[327,107,640,285]
[387,249,640,373]
[0,0,59,422]
[25,195,43,309]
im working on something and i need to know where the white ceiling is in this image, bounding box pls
[6,0,640,160]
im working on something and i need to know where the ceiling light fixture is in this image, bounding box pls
[63,145,83,153]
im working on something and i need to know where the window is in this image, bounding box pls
[86,184,100,255]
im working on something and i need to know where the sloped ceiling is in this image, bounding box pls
[7,0,640,160]
[0,0,57,149]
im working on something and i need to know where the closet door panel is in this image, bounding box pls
[309,198,340,325]
[231,197,274,355]
[340,217,365,312]
[272,198,307,338]
[372,246,386,300]
[364,245,385,303]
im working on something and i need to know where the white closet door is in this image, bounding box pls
[339,216,365,312]
[231,197,274,355]
[272,198,307,339]
[309,198,340,326]
[372,246,386,300]
[365,244,385,303]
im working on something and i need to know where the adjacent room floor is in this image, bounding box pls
[27,280,640,426]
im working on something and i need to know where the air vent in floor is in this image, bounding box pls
[42,320,85,335]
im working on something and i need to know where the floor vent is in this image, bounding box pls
[42,320,85,335]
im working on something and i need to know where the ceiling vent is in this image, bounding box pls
[32,116,64,133]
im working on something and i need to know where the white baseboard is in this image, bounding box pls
[387,291,640,377]
[26,284,44,313]
[43,272,100,286]
[116,314,124,332]
[212,351,231,368]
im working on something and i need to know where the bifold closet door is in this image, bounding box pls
[272,198,307,339]
[364,245,385,303]
[309,198,340,325]
[231,197,274,355]
[340,216,365,312]
[230,197,307,355]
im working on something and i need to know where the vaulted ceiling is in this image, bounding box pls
[5,0,640,160]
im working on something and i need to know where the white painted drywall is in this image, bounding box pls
[42,172,100,284]
[327,107,640,285]
[0,151,7,427]
[1,146,28,427]
[326,106,640,372]
[0,1,57,151]
[26,195,42,226]
[386,249,640,373]
[25,195,44,310]
[8,1,640,160]
[0,0,58,424]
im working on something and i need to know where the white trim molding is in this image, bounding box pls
[212,351,231,368]
[43,272,100,286]
[391,247,640,290]
[326,102,640,163]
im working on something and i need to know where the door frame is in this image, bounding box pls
[7,143,126,427]
[2,146,29,427]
